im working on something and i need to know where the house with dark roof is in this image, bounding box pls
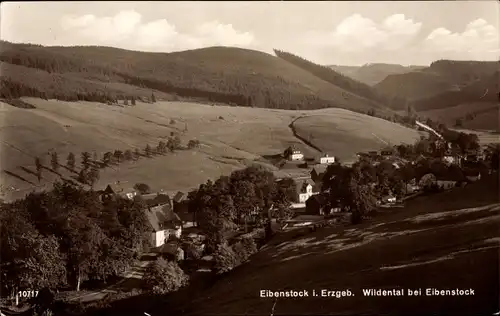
[434,169,466,190]
[98,184,138,202]
[305,193,331,215]
[173,191,186,203]
[319,153,336,165]
[143,204,183,248]
[310,165,328,183]
[142,193,172,209]
[296,178,319,203]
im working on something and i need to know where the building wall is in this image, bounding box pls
[320,156,335,164]
[299,191,319,203]
[152,230,166,248]
[437,180,457,189]
[291,153,304,161]
[170,227,182,239]
[299,193,310,203]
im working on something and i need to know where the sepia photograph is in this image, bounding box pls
[0,1,499,315]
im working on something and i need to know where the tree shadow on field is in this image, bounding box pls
[19,165,40,179]
[60,164,79,175]
[42,165,63,177]
[3,170,36,185]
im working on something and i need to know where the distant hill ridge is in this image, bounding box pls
[274,49,409,110]
[329,63,426,86]
[0,41,394,116]
[374,59,499,109]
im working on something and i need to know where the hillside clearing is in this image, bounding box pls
[1,99,420,201]
[420,102,500,133]
[292,112,423,162]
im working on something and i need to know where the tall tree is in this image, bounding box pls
[157,141,167,154]
[113,150,124,163]
[173,135,182,150]
[50,152,59,172]
[124,149,133,161]
[0,208,66,300]
[145,144,152,157]
[103,152,113,166]
[151,92,156,103]
[35,157,43,182]
[134,148,141,160]
[77,169,89,185]
[67,152,76,170]
[81,152,91,170]
[87,167,100,189]
[323,163,376,224]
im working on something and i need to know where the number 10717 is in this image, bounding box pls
[18,290,38,298]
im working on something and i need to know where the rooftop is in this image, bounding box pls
[143,204,182,232]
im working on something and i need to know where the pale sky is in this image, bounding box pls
[1,1,499,66]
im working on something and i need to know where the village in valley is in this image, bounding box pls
[89,120,495,281]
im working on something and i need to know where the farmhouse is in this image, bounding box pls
[142,193,172,208]
[296,179,320,203]
[381,195,397,204]
[319,153,336,165]
[143,204,183,248]
[98,184,137,202]
[305,193,331,215]
[380,149,394,157]
[443,154,462,166]
[290,150,304,161]
[435,171,465,190]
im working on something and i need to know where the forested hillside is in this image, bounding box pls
[375,60,499,110]
[274,50,409,110]
[0,41,390,115]
[411,71,499,112]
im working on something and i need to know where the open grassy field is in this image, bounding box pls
[1,98,420,201]
[78,174,499,316]
[292,111,423,163]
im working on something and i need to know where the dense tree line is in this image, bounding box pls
[273,49,408,110]
[187,165,296,253]
[1,41,398,119]
[411,72,499,112]
[0,181,150,299]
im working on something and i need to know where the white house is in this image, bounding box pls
[143,204,183,248]
[382,195,397,204]
[291,150,304,161]
[297,179,319,203]
[124,191,137,199]
[320,154,335,165]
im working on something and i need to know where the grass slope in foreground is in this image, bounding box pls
[179,174,499,316]
[0,98,420,202]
